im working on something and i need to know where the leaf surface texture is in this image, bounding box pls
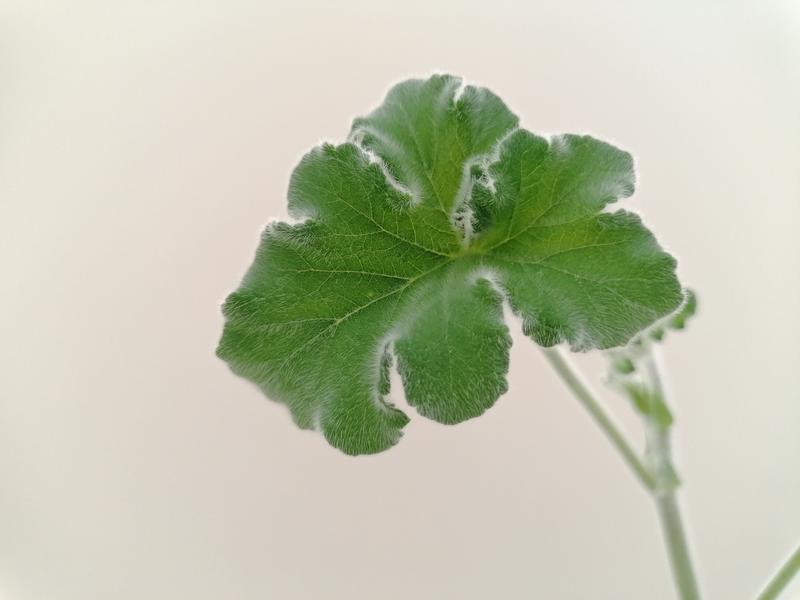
[218,75,682,454]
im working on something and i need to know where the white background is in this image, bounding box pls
[1,2,799,598]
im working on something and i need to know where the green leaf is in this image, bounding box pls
[612,357,636,375]
[623,382,674,428]
[668,288,698,330]
[217,74,683,454]
[637,287,699,345]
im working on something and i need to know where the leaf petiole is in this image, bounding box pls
[541,347,655,491]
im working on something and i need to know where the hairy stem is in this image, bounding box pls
[639,351,701,599]
[542,346,702,599]
[541,347,655,491]
[757,544,800,600]
[645,419,702,600]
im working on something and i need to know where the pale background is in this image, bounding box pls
[1,2,799,599]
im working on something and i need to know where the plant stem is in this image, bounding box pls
[757,544,800,600]
[542,346,702,599]
[639,351,701,599]
[653,492,701,600]
[644,419,702,600]
[541,347,655,491]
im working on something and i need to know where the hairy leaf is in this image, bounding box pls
[640,287,699,344]
[603,288,696,428]
[218,75,683,454]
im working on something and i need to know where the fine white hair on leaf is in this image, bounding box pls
[311,407,323,432]
[467,266,505,295]
[450,125,520,242]
[544,130,639,216]
[367,332,399,411]
[473,125,527,199]
[265,214,311,228]
[348,126,422,205]
[452,78,467,102]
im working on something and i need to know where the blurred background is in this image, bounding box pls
[1,2,799,598]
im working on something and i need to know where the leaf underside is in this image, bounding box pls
[218,74,682,455]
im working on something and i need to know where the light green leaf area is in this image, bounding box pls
[639,287,698,343]
[218,75,683,454]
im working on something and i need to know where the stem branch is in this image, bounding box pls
[542,345,702,599]
[542,347,654,491]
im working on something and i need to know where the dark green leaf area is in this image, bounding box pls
[218,75,683,454]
